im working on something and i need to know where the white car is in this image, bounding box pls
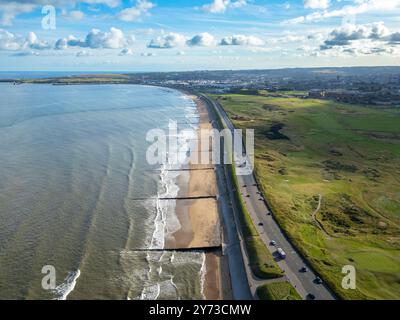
[277,248,286,259]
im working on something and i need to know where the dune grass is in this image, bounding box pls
[257,281,302,300]
[212,92,400,300]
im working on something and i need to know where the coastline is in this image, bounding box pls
[165,92,227,300]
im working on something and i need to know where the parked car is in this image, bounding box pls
[270,240,277,246]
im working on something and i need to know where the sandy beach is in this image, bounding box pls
[165,93,226,300]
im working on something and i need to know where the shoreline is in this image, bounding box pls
[165,92,227,300]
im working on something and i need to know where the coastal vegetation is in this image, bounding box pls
[257,281,302,300]
[212,91,400,299]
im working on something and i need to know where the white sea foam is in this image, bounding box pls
[200,253,207,300]
[149,163,182,249]
[140,283,160,300]
[53,269,81,300]
[140,93,201,300]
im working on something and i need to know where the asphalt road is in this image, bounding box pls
[201,93,336,301]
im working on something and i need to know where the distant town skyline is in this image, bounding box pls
[1,0,400,71]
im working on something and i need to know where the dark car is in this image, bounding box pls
[258,222,264,227]
[299,267,307,273]
[314,277,323,284]
[306,293,316,300]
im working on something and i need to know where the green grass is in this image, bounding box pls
[257,281,302,300]
[212,92,400,300]
[209,95,283,280]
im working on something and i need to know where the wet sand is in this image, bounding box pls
[165,93,226,299]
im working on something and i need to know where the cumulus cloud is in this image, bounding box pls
[321,22,393,49]
[27,31,51,50]
[117,0,155,22]
[220,35,264,46]
[286,0,400,24]
[201,0,247,14]
[55,27,131,50]
[314,22,400,57]
[304,0,330,10]
[148,33,186,48]
[187,33,216,46]
[389,32,400,44]
[0,29,50,51]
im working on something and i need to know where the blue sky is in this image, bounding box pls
[0,0,400,71]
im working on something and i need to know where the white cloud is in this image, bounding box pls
[316,22,400,57]
[66,10,85,21]
[0,0,120,25]
[0,2,35,26]
[201,0,247,14]
[148,33,186,48]
[27,31,51,50]
[229,0,247,9]
[82,0,121,8]
[286,0,400,24]
[187,33,216,46]
[390,32,400,43]
[0,29,50,51]
[0,29,21,50]
[56,27,129,50]
[321,22,393,49]
[86,27,125,48]
[304,0,330,10]
[220,35,265,46]
[117,0,155,22]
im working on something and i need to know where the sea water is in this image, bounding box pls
[0,83,205,300]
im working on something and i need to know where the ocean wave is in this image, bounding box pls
[138,92,202,300]
[52,269,81,300]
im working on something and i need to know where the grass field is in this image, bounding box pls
[257,281,302,300]
[212,91,400,300]
[206,93,283,280]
